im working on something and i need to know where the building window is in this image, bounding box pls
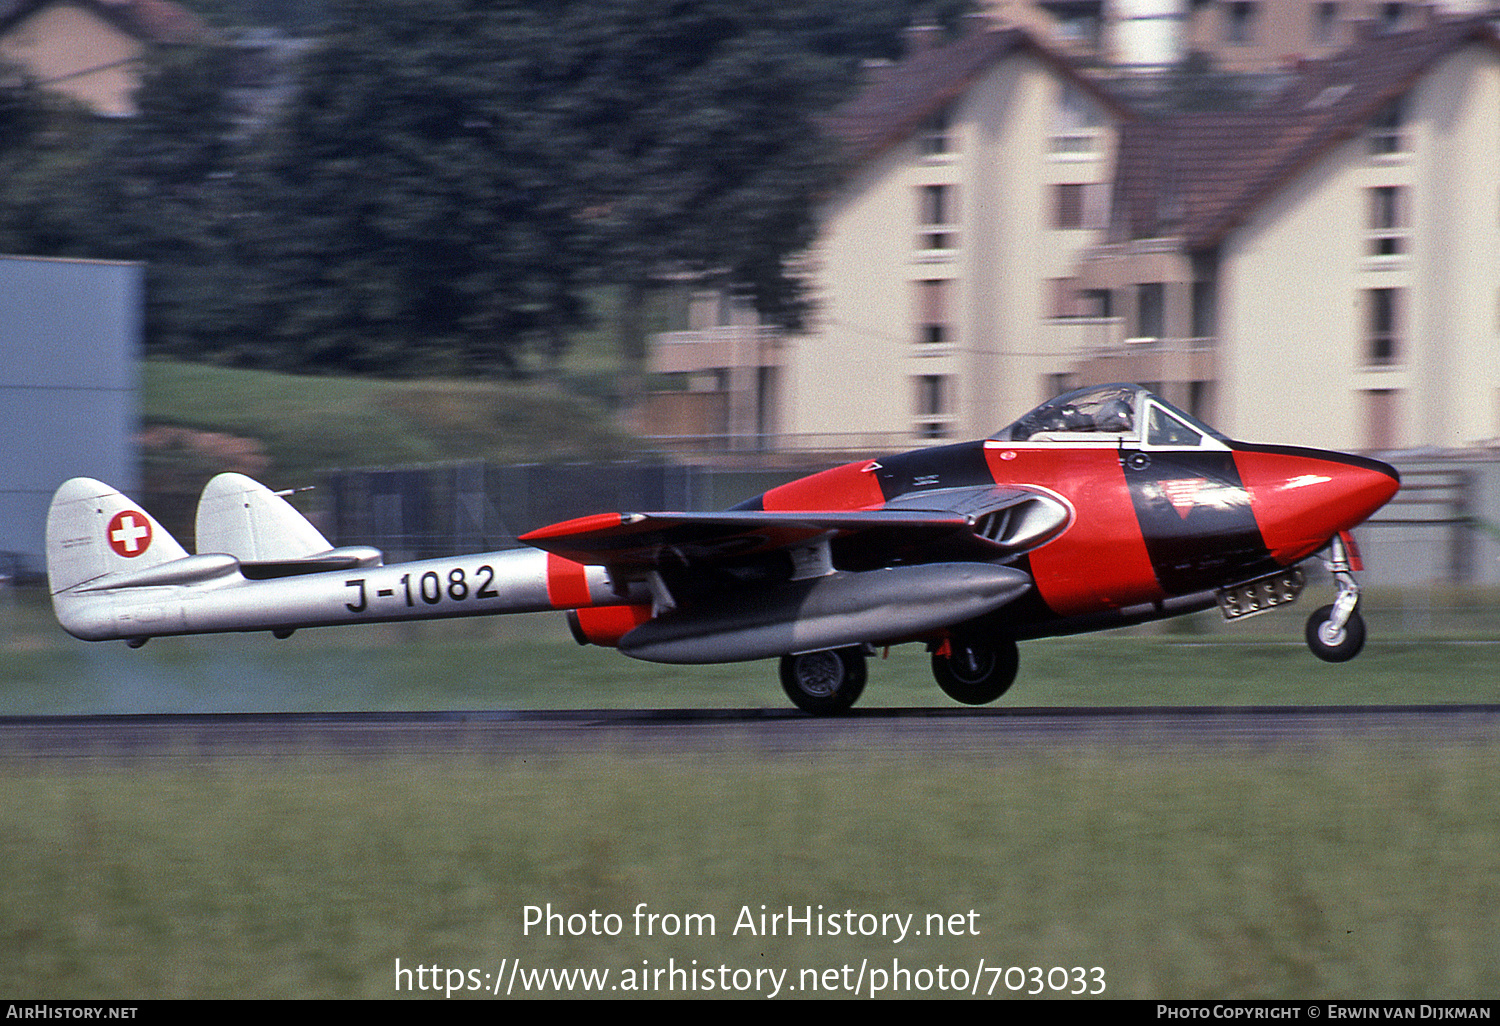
[919,106,953,157]
[1377,2,1407,33]
[1369,98,1406,155]
[1226,2,1258,45]
[1135,282,1165,340]
[1051,83,1102,155]
[1191,279,1217,340]
[1366,288,1401,365]
[915,279,952,344]
[915,375,951,438]
[1084,288,1113,319]
[1052,183,1109,230]
[1367,186,1407,256]
[1050,278,1080,319]
[1312,2,1340,47]
[1365,390,1398,450]
[917,184,957,250]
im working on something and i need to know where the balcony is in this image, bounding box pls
[651,325,786,376]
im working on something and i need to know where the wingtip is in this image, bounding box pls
[519,512,627,543]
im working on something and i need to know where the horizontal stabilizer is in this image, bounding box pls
[72,552,242,592]
[239,548,383,579]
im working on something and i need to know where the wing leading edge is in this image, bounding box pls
[519,509,974,569]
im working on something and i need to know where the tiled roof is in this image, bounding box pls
[1115,15,1500,249]
[0,0,213,46]
[823,24,1135,169]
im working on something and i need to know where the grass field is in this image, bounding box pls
[1,742,1496,999]
[4,582,1497,999]
[3,583,1499,713]
[142,360,638,486]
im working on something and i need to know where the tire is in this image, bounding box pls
[931,636,1019,705]
[1305,604,1366,663]
[779,648,867,715]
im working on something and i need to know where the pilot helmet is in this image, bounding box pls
[1096,399,1133,432]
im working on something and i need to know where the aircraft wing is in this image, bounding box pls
[518,486,1071,574]
[518,509,975,570]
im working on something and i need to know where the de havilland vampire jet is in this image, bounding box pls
[46,384,1399,714]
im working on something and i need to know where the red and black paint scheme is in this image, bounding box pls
[46,384,1399,715]
[525,384,1399,713]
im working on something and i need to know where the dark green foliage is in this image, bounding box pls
[0,63,98,256]
[86,45,250,358]
[0,1,973,378]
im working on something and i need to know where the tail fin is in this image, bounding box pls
[194,473,380,577]
[46,478,189,594]
[195,473,333,560]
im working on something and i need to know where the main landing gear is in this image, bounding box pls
[780,647,867,715]
[930,635,1019,705]
[1305,534,1366,663]
[781,636,1021,715]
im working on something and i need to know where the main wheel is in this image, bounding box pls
[931,636,1019,705]
[779,648,867,715]
[1305,604,1366,662]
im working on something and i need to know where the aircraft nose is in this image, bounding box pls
[1235,446,1400,564]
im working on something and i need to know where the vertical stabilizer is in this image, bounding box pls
[46,478,188,594]
[195,473,332,560]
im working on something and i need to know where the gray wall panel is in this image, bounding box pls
[1,255,141,574]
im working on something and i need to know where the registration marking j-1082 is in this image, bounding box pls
[344,565,502,613]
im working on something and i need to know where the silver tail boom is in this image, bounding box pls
[46,476,633,644]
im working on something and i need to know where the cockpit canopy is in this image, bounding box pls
[992,384,1229,448]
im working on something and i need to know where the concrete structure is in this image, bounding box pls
[0,255,141,574]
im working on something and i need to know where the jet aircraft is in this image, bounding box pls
[45,384,1400,714]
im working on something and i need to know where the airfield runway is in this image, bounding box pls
[2,705,1497,761]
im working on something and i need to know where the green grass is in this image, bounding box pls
[3,587,1498,715]
[142,360,637,485]
[1,745,1496,998]
[4,587,1498,999]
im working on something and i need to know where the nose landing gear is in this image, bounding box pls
[1305,533,1366,662]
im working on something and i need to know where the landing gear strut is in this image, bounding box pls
[1305,534,1366,662]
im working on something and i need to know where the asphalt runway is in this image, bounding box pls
[2,704,1497,762]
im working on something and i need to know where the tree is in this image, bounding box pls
[0,62,98,256]
[84,44,250,358]
[512,0,975,386]
[163,0,972,377]
[239,0,594,376]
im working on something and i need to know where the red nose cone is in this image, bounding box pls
[1233,445,1399,565]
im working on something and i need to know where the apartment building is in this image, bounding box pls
[988,1,1496,72]
[649,25,1132,450]
[650,14,1500,454]
[1070,14,1500,450]
[0,0,210,116]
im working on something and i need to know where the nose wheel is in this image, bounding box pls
[1306,534,1366,662]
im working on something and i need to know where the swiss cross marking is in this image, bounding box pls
[108,510,152,557]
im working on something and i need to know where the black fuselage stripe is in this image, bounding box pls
[1122,448,1274,595]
